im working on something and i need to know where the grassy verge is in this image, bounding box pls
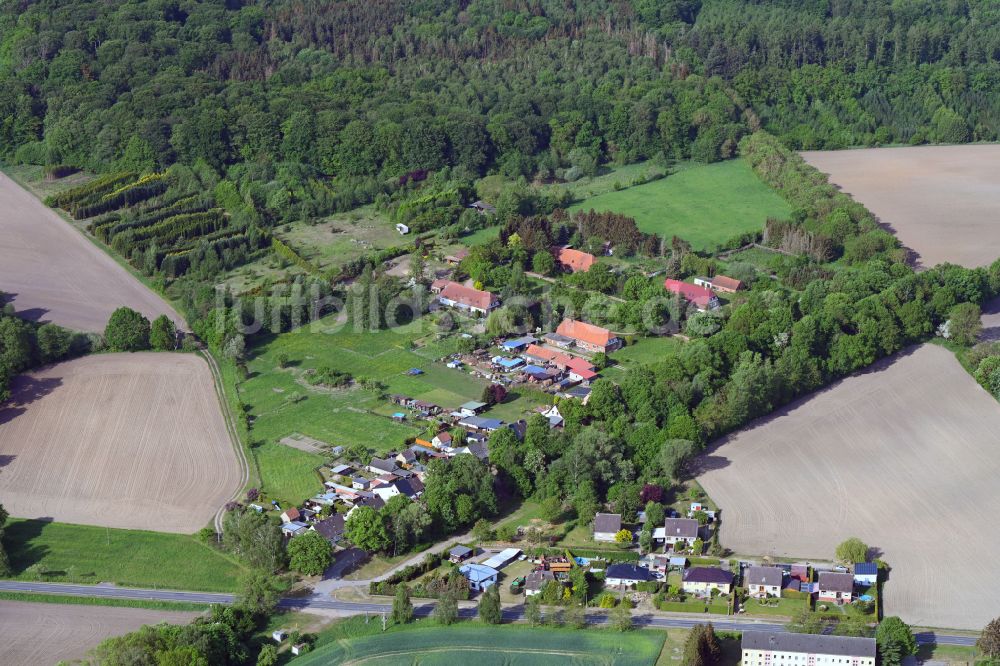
[0,590,211,612]
[4,519,246,592]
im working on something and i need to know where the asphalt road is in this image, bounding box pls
[0,581,977,647]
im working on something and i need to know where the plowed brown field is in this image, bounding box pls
[0,353,242,533]
[802,144,1000,269]
[0,171,185,333]
[698,344,1000,630]
[0,601,197,665]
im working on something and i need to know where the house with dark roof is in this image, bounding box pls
[655,517,700,548]
[469,200,496,215]
[741,632,875,666]
[605,563,657,588]
[367,458,398,475]
[449,545,473,563]
[525,569,556,596]
[682,567,734,596]
[818,571,854,604]
[556,247,596,273]
[312,515,345,544]
[745,566,784,598]
[593,512,622,542]
[458,415,503,432]
[555,319,622,353]
[663,279,720,311]
[853,562,878,587]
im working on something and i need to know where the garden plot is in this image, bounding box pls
[698,344,1000,630]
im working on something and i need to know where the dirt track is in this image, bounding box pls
[0,353,243,533]
[0,601,197,665]
[802,144,1000,269]
[0,171,185,333]
[698,344,1000,631]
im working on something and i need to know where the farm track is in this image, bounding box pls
[200,350,252,535]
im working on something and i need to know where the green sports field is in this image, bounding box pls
[568,159,791,251]
[292,623,666,665]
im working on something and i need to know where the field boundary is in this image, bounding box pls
[201,349,253,534]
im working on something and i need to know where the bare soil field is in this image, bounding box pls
[0,601,197,665]
[698,344,1000,630]
[0,353,242,533]
[0,170,185,333]
[801,144,1000,268]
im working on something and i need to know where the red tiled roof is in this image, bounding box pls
[557,247,596,273]
[564,356,596,374]
[664,279,716,308]
[711,275,742,292]
[439,281,499,310]
[556,319,615,347]
[524,344,560,362]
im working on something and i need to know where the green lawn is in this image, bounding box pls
[4,519,246,592]
[460,224,501,246]
[294,622,666,665]
[569,159,792,251]
[740,596,809,617]
[277,205,404,272]
[0,590,210,612]
[611,337,682,368]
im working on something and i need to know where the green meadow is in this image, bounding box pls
[569,159,791,251]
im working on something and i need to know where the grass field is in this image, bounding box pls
[612,337,682,367]
[278,206,404,272]
[568,160,791,251]
[4,519,245,592]
[294,622,666,665]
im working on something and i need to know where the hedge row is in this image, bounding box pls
[94,194,207,242]
[71,177,169,219]
[272,237,321,275]
[45,171,137,209]
[111,210,225,256]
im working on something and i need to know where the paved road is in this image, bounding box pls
[0,581,977,647]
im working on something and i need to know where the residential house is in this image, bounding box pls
[536,404,564,428]
[555,319,622,353]
[459,563,500,591]
[368,458,398,475]
[605,563,657,588]
[280,508,301,524]
[745,566,784,598]
[663,279,720,311]
[525,570,556,596]
[542,331,574,348]
[657,518,700,548]
[458,415,503,433]
[481,548,522,570]
[682,567,734,596]
[312,515,345,545]
[507,419,528,440]
[818,571,854,604]
[434,280,500,315]
[352,476,372,490]
[741,632,875,666]
[432,431,453,448]
[396,449,417,466]
[449,545,473,563]
[281,521,309,537]
[560,385,592,402]
[457,441,489,461]
[593,512,623,542]
[564,356,598,383]
[459,400,488,417]
[693,275,743,294]
[853,562,878,587]
[556,247,596,273]
[346,495,385,517]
